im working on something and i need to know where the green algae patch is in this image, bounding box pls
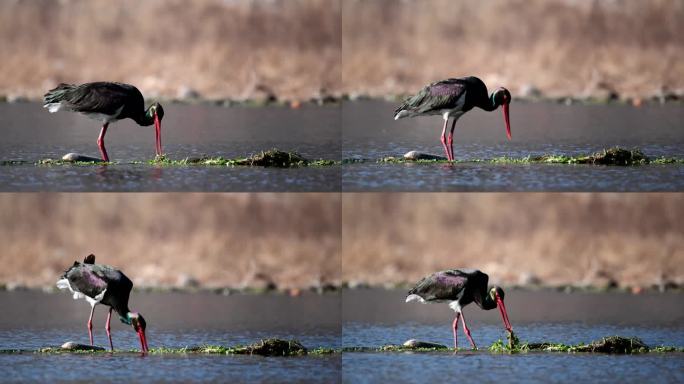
[37,158,111,166]
[490,336,670,354]
[149,149,337,168]
[22,338,318,357]
[342,345,450,353]
[233,338,308,356]
[376,147,678,166]
[380,156,451,164]
[579,147,648,165]
[4,149,337,168]
[344,335,680,355]
[308,347,337,355]
[237,149,308,167]
[152,339,309,356]
[148,155,237,166]
[650,157,684,164]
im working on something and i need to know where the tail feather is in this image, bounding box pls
[394,110,410,120]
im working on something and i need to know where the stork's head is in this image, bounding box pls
[149,102,165,122]
[488,286,512,333]
[124,312,149,352]
[491,88,512,140]
[488,286,505,301]
[144,102,165,157]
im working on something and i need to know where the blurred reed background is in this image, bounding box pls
[0,193,340,289]
[1,0,681,100]
[342,193,684,289]
[0,0,340,100]
[342,0,684,98]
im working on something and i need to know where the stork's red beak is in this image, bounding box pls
[154,112,162,157]
[495,292,512,332]
[502,102,511,140]
[137,328,149,353]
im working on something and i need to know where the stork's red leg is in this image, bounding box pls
[447,118,456,161]
[87,305,96,346]
[97,123,110,162]
[452,312,461,350]
[440,119,451,161]
[461,311,477,350]
[105,307,114,351]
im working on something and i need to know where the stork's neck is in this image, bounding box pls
[476,287,497,310]
[117,308,133,323]
[479,93,499,112]
[134,106,156,126]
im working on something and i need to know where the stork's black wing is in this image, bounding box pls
[63,263,108,299]
[395,78,467,116]
[407,269,471,302]
[44,82,144,117]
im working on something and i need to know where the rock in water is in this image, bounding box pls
[402,339,448,349]
[61,341,105,351]
[240,150,307,167]
[577,336,649,353]
[62,153,104,163]
[235,338,307,356]
[403,151,447,161]
[586,147,648,165]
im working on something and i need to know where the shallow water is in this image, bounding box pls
[342,289,684,384]
[0,103,340,192]
[0,291,341,383]
[342,100,684,191]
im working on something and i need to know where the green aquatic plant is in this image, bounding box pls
[373,147,679,166]
[650,157,684,164]
[308,347,337,355]
[490,336,658,354]
[341,345,450,353]
[15,149,338,168]
[149,150,335,168]
[18,338,313,357]
[37,158,111,166]
[3,335,683,356]
[574,336,649,353]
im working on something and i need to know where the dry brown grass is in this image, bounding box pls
[2,1,681,100]
[0,0,340,100]
[0,193,340,289]
[342,0,684,98]
[342,193,684,288]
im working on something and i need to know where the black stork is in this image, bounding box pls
[56,254,149,352]
[406,269,512,350]
[394,76,511,161]
[43,82,165,162]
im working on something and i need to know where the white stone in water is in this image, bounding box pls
[403,151,447,161]
[61,341,105,351]
[403,339,448,349]
[62,153,103,163]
